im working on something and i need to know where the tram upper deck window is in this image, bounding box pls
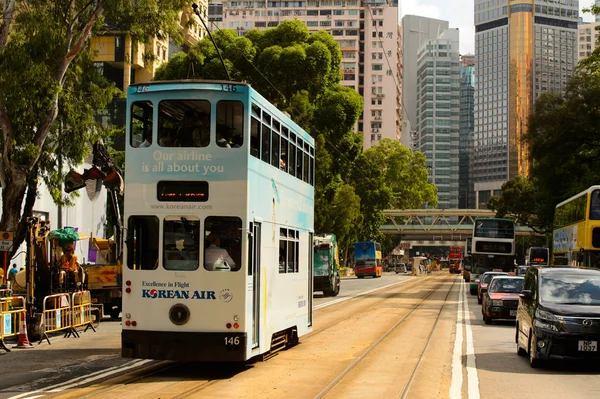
[163,217,200,271]
[130,101,153,148]
[204,216,242,272]
[250,117,260,158]
[158,100,210,147]
[216,101,244,148]
[127,216,159,270]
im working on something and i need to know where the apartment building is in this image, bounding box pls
[472,0,578,208]
[216,0,400,150]
[415,28,460,209]
[578,21,600,61]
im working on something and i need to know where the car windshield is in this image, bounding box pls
[540,274,600,305]
[482,273,506,284]
[489,278,524,293]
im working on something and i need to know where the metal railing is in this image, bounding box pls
[0,296,26,353]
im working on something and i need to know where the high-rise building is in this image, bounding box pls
[578,21,600,60]
[415,28,460,209]
[400,15,449,149]
[218,0,400,150]
[472,0,578,208]
[459,55,475,209]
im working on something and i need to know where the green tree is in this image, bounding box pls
[0,0,190,253]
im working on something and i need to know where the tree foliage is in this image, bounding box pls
[0,0,190,253]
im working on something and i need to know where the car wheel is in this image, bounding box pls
[528,332,542,368]
[333,281,340,297]
[484,313,492,325]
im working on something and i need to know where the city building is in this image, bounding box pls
[459,55,475,209]
[472,0,578,208]
[578,21,600,61]
[217,0,400,150]
[414,28,460,209]
[400,15,449,149]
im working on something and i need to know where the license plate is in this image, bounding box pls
[578,340,597,352]
[510,310,517,316]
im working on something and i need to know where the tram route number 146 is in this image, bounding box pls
[225,336,240,345]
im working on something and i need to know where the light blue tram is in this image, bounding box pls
[121,80,315,361]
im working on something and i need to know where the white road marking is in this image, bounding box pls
[450,279,464,399]
[313,277,412,310]
[463,280,481,399]
[6,359,152,399]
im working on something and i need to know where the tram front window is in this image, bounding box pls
[127,216,159,270]
[158,100,211,147]
[204,216,242,272]
[163,217,200,271]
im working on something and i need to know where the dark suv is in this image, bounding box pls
[516,267,600,368]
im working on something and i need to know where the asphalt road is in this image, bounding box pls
[0,272,413,399]
[463,280,600,399]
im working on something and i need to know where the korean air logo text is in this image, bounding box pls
[142,289,216,300]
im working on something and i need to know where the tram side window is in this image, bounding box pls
[126,216,159,270]
[296,140,304,181]
[251,117,260,158]
[262,126,271,164]
[216,101,244,148]
[279,228,299,273]
[130,101,153,148]
[158,100,210,147]
[204,216,242,272]
[303,151,310,184]
[271,131,280,168]
[281,138,289,171]
[163,217,200,271]
[289,134,297,177]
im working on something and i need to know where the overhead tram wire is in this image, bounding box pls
[192,3,231,81]
[203,17,399,210]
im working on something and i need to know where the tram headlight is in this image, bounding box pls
[125,313,131,319]
[233,315,239,321]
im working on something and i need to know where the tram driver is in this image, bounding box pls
[204,232,236,271]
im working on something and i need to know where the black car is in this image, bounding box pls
[516,267,600,368]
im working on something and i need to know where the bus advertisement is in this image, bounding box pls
[469,218,516,295]
[553,186,600,267]
[354,241,383,278]
[448,245,463,274]
[121,81,315,362]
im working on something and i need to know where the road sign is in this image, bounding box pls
[0,231,14,252]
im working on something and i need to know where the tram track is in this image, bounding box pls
[313,275,457,399]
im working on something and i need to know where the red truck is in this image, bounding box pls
[448,246,463,274]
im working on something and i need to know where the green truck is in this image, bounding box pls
[313,234,341,297]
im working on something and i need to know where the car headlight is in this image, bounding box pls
[492,300,503,306]
[534,319,558,331]
[535,308,558,322]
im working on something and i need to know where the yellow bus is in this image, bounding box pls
[553,185,600,267]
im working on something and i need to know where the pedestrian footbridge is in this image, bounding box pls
[380,209,541,246]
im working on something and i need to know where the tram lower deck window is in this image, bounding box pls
[127,216,159,270]
[204,216,242,272]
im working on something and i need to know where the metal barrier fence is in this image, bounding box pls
[0,296,25,353]
[0,288,11,297]
[39,291,96,345]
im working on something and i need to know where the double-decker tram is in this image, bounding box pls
[354,241,383,278]
[469,218,516,294]
[553,185,600,267]
[121,80,315,362]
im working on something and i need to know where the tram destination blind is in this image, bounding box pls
[157,181,209,202]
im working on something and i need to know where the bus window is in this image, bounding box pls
[204,216,242,272]
[127,216,159,270]
[158,100,210,147]
[216,100,244,148]
[296,140,303,180]
[250,118,260,158]
[130,101,153,148]
[271,131,280,168]
[591,190,600,220]
[281,138,288,171]
[163,217,200,271]
[262,126,271,164]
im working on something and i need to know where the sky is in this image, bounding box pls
[400,0,597,55]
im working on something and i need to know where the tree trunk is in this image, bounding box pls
[0,167,28,256]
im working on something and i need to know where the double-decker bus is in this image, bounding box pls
[469,218,516,295]
[463,237,472,281]
[121,80,315,362]
[354,241,383,278]
[525,247,549,266]
[448,245,463,274]
[553,185,600,267]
